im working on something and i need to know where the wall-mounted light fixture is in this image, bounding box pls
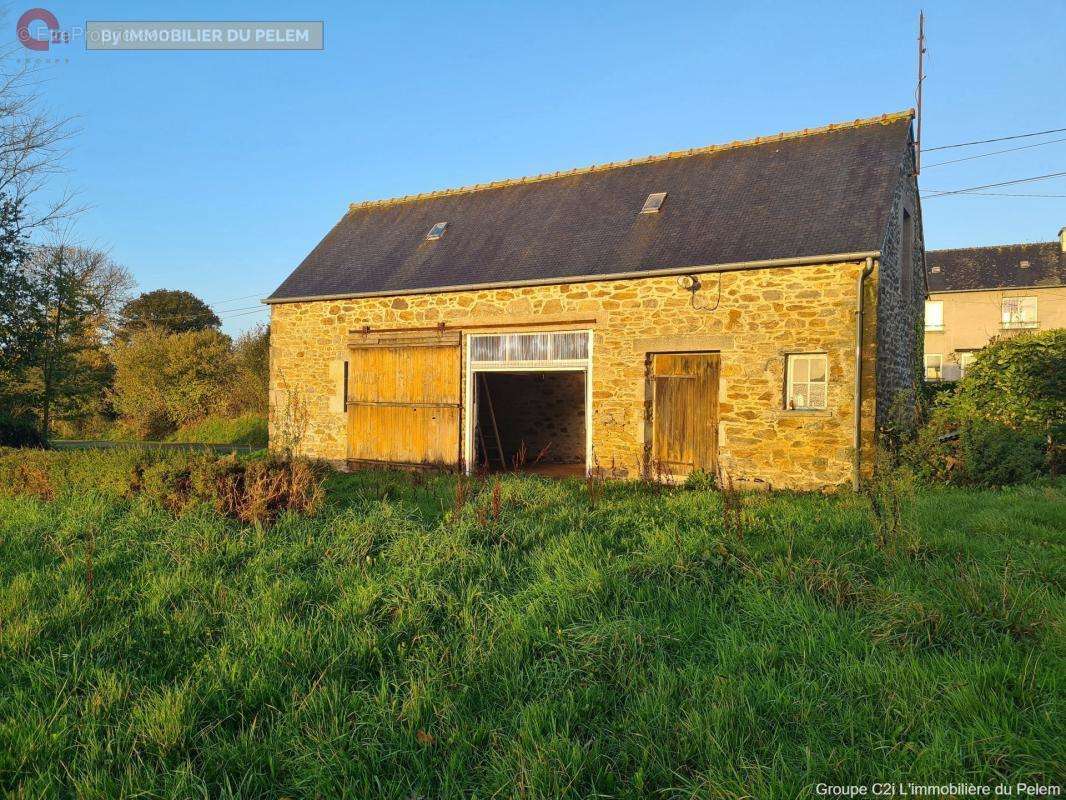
[676,275,700,291]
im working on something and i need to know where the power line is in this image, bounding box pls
[922,136,1066,168]
[923,126,1066,152]
[204,291,271,308]
[923,170,1066,197]
[925,191,1066,199]
[120,304,266,325]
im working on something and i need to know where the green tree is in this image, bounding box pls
[110,327,234,438]
[0,195,44,442]
[24,245,133,438]
[33,245,106,439]
[118,289,220,338]
[225,324,269,414]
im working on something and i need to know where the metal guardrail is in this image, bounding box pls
[49,440,258,454]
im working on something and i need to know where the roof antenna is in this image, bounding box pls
[915,10,926,175]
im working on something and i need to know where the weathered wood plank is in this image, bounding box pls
[346,342,462,466]
[651,353,719,476]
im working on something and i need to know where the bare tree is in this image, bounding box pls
[27,241,135,335]
[0,15,81,233]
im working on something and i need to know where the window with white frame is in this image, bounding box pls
[958,351,977,378]
[1001,296,1038,329]
[924,354,943,382]
[786,353,828,410]
[924,300,944,331]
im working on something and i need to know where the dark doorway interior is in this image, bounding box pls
[474,371,586,475]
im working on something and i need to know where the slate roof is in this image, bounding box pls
[927,240,1064,292]
[267,111,914,303]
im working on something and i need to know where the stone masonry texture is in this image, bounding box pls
[270,258,890,492]
[875,145,926,433]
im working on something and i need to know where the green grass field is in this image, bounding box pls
[167,413,268,447]
[1,457,1063,798]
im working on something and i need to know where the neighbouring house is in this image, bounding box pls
[923,230,1066,381]
[265,110,924,491]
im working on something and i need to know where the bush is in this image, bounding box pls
[222,325,269,415]
[950,330,1064,431]
[902,330,1063,486]
[0,448,323,525]
[957,420,1046,487]
[902,417,1048,487]
[110,327,234,438]
[0,414,45,447]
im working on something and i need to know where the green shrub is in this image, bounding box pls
[949,330,1064,431]
[902,418,1047,487]
[903,330,1063,486]
[0,414,44,448]
[957,420,1046,487]
[109,327,234,439]
[681,469,716,491]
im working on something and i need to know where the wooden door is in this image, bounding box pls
[346,341,461,467]
[650,353,720,476]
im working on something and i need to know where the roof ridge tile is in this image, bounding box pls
[345,109,915,215]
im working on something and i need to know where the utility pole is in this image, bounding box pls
[916,11,926,174]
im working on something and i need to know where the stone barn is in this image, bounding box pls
[265,110,924,491]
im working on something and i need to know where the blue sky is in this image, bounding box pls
[14,0,1066,334]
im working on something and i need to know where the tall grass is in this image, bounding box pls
[0,455,1063,797]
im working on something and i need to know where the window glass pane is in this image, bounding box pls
[924,354,942,381]
[806,383,826,408]
[958,352,975,376]
[1002,297,1037,327]
[809,357,826,382]
[925,301,943,328]
[786,354,827,409]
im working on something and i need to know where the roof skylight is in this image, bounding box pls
[640,192,667,214]
[426,221,448,241]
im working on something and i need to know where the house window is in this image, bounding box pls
[925,300,944,331]
[1001,296,1037,329]
[924,354,943,382]
[958,351,977,378]
[343,360,349,407]
[786,353,828,410]
[901,207,914,300]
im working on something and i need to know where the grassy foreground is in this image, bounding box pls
[0,460,1063,798]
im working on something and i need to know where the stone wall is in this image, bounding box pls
[270,259,881,491]
[875,142,925,434]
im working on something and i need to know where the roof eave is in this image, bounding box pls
[262,249,882,305]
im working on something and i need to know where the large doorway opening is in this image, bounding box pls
[473,370,587,477]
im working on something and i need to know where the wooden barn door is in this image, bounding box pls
[650,353,720,477]
[347,338,461,467]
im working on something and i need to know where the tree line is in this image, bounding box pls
[0,48,266,446]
